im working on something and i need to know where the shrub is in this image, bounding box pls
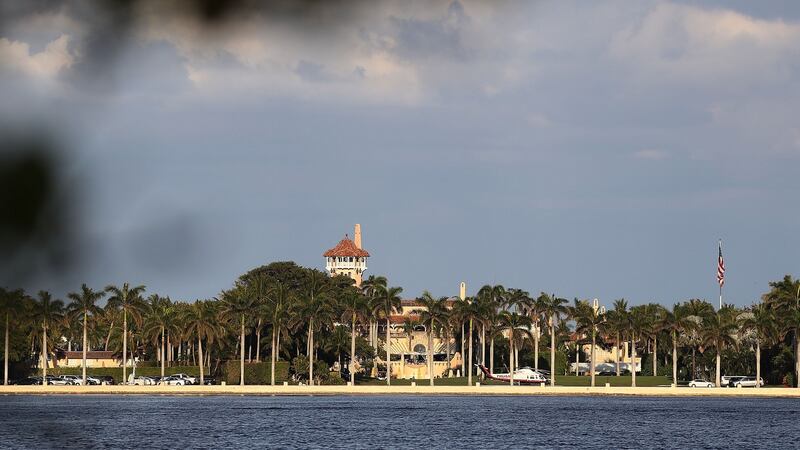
[224,361,290,385]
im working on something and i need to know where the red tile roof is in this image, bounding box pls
[323,235,370,257]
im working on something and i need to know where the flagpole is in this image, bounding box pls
[718,239,723,310]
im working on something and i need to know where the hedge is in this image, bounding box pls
[224,361,290,385]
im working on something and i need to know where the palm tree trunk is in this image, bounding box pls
[652,335,657,376]
[795,328,799,388]
[446,327,451,377]
[104,321,114,351]
[350,315,356,385]
[308,318,314,386]
[271,327,277,386]
[240,316,245,386]
[197,337,204,385]
[82,311,88,384]
[122,310,128,384]
[161,326,166,378]
[467,319,473,386]
[255,319,262,363]
[550,315,556,386]
[4,312,9,385]
[509,333,514,386]
[480,325,486,369]
[615,332,621,376]
[756,339,761,389]
[534,329,539,371]
[42,323,48,385]
[692,347,696,379]
[715,348,721,387]
[428,329,434,386]
[490,337,495,374]
[386,317,391,386]
[631,334,637,387]
[672,331,678,387]
[590,331,596,387]
[460,322,465,376]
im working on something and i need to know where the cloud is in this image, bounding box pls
[0,34,73,78]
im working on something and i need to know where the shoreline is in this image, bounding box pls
[2,385,799,398]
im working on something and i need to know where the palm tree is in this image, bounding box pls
[684,299,714,379]
[66,284,105,384]
[541,293,568,386]
[657,303,695,385]
[701,306,738,386]
[0,288,25,385]
[739,303,778,389]
[627,305,652,387]
[299,272,332,385]
[32,291,64,385]
[143,295,176,378]
[184,300,221,385]
[477,285,505,374]
[220,286,255,386]
[266,282,292,385]
[763,275,800,387]
[606,299,628,376]
[105,283,146,384]
[375,284,403,386]
[573,299,605,387]
[339,290,369,385]
[499,311,533,386]
[361,275,387,352]
[451,297,479,386]
[419,292,448,386]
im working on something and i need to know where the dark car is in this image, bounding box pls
[726,376,745,387]
[201,377,216,385]
[597,371,615,376]
[13,377,42,385]
[98,375,115,385]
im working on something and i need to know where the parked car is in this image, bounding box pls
[688,379,714,388]
[721,375,745,387]
[132,376,156,385]
[59,375,84,385]
[13,377,42,385]
[97,375,115,385]
[160,376,189,386]
[725,376,746,388]
[170,373,198,385]
[733,377,764,387]
[84,376,103,385]
[44,376,70,385]
[201,377,216,385]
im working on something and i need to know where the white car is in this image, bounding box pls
[132,376,156,386]
[733,377,765,387]
[721,375,745,387]
[59,375,84,385]
[689,379,714,388]
[170,373,198,385]
[159,376,188,386]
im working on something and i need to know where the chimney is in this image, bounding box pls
[459,282,466,301]
[354,224,362,249]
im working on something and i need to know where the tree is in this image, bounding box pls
[499,311,532,385]
[606,299,628,376]
[143,295,176,379]
[220,286,255,386]
[627,305,652,387]
[184,300,221,385]
[739,303,778,388]
[266,282,292,385]
[657,303,695,385]
[67,284,105,384]
[339,290,369,385]
[0,288,25,385]
[452,297,479,386]
[573,299,605,387]
[701,306,738,386]
[361,275,387,353]
[32,291,64,385]
[763,275,800,387]
[419,292,448,386]
[375,284,402,386]
[684,299,714,379]
[105,283,146,384]
[541,293,568,386]
[298,272,333,385]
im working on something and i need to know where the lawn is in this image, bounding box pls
[356,375,672,387]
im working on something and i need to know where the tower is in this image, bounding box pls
[323,224,370,286]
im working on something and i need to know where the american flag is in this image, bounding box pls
[717,241,725,287]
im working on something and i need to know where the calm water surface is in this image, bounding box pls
[0,395,796,449]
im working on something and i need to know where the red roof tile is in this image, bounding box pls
[323,235,370,257]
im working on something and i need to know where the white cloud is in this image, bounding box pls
[0,34,74,78]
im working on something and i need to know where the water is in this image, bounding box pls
[0,395,796,449]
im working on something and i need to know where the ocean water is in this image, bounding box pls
[0,395,796,449]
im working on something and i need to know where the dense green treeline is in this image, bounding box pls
[2,262,799,388]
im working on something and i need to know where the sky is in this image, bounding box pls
[1,0,799,306]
